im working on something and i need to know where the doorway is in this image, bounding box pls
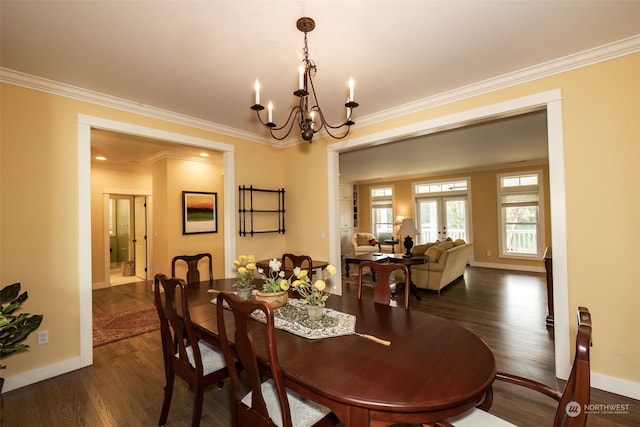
[328,90,570,380]
[416,196,468,243]
[107,194,147,286]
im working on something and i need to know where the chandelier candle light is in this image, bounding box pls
[251,17,359,143]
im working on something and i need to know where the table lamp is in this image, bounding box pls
[393,215,404,240]
[398,218,419,258]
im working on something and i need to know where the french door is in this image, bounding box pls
[416,196,468,243]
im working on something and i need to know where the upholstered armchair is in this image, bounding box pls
[351,232,382,256]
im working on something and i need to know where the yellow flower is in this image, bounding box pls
[292,279,303,287]
[325,264,337,276]
[279,279,290,291]
[233,254,257,290]
[296,269,309,280]
[314,280,326,292]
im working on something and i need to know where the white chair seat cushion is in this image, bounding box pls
[241,379,331,427]
[183,340,226,375]
[446,407,516,426]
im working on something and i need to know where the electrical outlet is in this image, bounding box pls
[486,250,491,257]
[37,330,48,345]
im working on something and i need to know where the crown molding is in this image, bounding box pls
[2,35,638,145]
[355,35,640,128]
[0,68,267,144]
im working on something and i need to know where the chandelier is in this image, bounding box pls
[251,17,359,143]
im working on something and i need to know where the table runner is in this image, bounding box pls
[211,295,356,339]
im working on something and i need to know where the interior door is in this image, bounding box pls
[134,196,147,279]
[416,196,468,243]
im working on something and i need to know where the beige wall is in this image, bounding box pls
[356,164,552,270]
[0,83,281,384]
[1,52,639,397]
[152,156,225,279]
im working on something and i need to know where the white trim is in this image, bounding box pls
[2,35,638,148]
[592,373,640,401]
[74,114,237,375]
[470,262,545,274]
[353,35,640,129]
[327,150,343,295]
[1,357,83,393]
[328,89,572,384]
[546,99,570,380]
[77,122,93,368]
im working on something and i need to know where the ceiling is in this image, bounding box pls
[2,1,638,181]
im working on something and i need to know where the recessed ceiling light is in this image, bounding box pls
[95,156,107,161]
[200,152,209,157]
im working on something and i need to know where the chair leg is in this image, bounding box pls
[159,373,175,426]
[191,383,205,427]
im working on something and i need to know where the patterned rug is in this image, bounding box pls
[93,306,160,347]
[342,272,376,289]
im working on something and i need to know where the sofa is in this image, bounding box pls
[405,239,473,292]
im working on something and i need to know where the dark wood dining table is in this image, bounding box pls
[185,279,496,426]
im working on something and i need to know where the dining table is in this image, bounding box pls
[185,279,496,426]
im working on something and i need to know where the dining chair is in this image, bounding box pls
[428,306,592,427]
[281,253,313,279]
[216,292,339,427]
[171,253,213,284]
[358,261,411,309]
[154,274,229,427]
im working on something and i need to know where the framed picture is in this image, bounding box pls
[182,191,218,234]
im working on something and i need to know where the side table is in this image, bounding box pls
[385,254,427,301]
[384,239,400,254]
[344,253,388,280]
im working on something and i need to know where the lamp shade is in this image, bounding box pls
[398,218,419,236]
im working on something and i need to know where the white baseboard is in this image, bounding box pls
[592,372,640,401]
[1,356,86,393]
[470,261,546,273]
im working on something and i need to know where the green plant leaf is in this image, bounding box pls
[0,283,20,305]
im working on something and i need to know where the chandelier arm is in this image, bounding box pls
[307,75,355,130]
[266,108,302,141]
[320,122,352,140]
[255,106,301,131]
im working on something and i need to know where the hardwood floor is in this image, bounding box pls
[2,268,638,426]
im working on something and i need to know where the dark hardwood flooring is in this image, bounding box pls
[2,267,638,426]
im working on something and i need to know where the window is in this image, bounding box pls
[498,172,543,258]
[370,186,393,241]
[414,179,469,243]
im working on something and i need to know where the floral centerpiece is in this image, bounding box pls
[257,258,291,293]
[232,255,257,299]
[255,258,290,308]
[290,264,337,320]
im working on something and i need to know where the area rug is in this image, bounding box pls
[342,272,376,289]
[93,306,160,347]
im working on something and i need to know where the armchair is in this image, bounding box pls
[351,232,381,256]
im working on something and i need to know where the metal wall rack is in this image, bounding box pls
[238,185,285,236]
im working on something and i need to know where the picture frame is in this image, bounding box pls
[182,191,218,234]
